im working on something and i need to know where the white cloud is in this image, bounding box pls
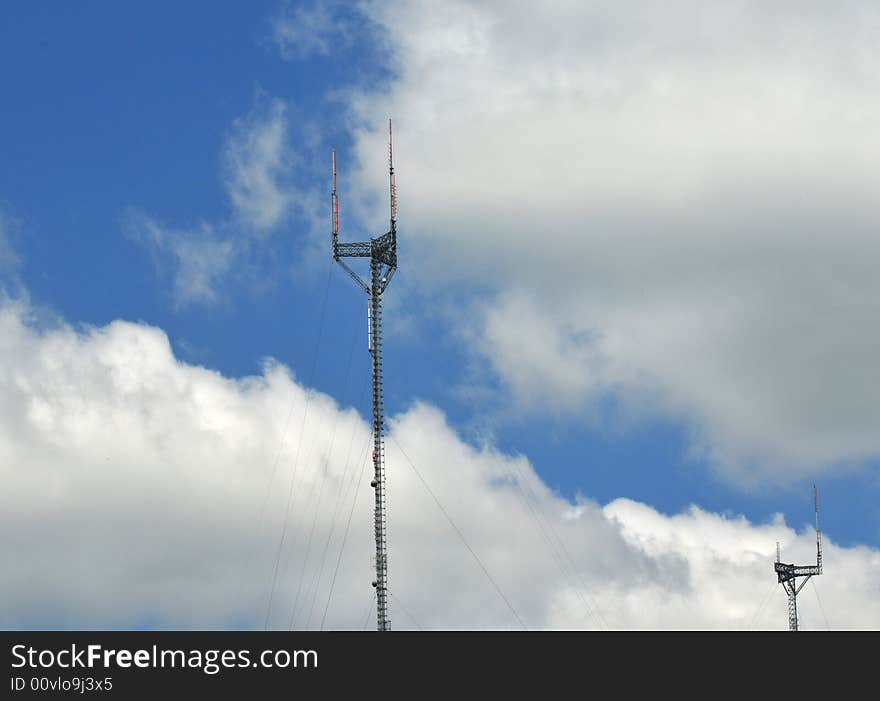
[129,98,298,306]
[223,98,296,234]
[272,1,341,59]
[1,297,877,630]
[343,0,880,482]
[473,290,616,413]
[124,211,234,307]
[0,210,20,277]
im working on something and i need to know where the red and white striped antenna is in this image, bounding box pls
[388,118,397,228]
[332,149,340,250]
[332,149,339,235]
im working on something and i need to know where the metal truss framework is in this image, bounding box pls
[774,485,823,631]
[331,120,398,631]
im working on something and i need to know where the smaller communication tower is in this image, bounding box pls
[774,485,823,631]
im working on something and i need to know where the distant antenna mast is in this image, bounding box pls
[774,485,823,631]
[331,120,398,631]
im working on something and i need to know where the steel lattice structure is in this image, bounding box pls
[774,485,823,631]
[331,120,398,631]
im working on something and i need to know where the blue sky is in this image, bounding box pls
[2,1,879,630]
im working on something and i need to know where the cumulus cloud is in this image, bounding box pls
[0,210,21,279]
[342,0,880,481]
[1,298,877,630]
[129,98,297,307]
[224,98,296,234]
[124,211,234,307]
[272,1,343,59]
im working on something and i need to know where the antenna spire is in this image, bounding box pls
[389,118,397,229]
[331,149,340,254]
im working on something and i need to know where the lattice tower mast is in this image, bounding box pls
[331,120,398,631]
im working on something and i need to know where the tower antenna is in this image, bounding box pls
[331,121,398,631]
[774,485,824,630]
[389,118,397,228]
[331,149,339,252]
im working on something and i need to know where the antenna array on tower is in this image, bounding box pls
[773,485,824,631]
[330,120,399,632]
